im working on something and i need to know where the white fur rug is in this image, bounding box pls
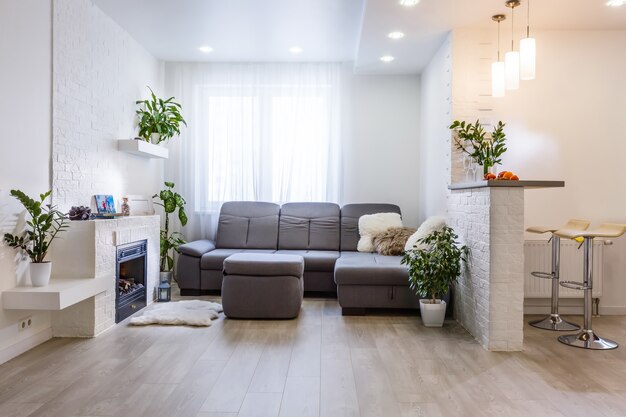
[129,300,223,327]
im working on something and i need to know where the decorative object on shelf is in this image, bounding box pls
[401,226,469,327]
[153,182,188,283]
[3,190,69,287]
[449,119,507,176]
[491,14,507,97]
[504,0,521,90]
[121,197,130,216]
[135,86,187,145]
[69,205,91,221]
[519,0,536,80]
[157,280,171,302]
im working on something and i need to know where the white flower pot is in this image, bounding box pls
[419,299,447,327]
[30,262,52,287]
[150,133,161,144]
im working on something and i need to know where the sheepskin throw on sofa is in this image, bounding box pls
[357,212,403,252]
[373,227,417,256]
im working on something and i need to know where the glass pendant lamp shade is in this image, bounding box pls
[520,37,536,80]
[492,61,506,97]
[505,51,520,90]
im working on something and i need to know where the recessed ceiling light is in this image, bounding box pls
[388,31,405,40]
[380,55,395,63]
[606,0,626,6]
[399,0,420,6]
[198,46,213,53]
[289,46,303,54]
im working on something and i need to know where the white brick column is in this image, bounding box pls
[448,187,525,351]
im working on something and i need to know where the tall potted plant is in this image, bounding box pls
[136,87,187,144]
[3,190,68,287]
[153,182,188,283]
[449,120,507,177]
[401,226,469,327]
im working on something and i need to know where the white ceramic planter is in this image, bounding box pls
[30,262,52,287]
[419,299,447,327]
[150,133,161,144]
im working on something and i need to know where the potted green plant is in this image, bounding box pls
[449,120,507,177]
[3,190,68,287]
[401,225,469,327]
[153,182,188,284]
[136,87,187,144]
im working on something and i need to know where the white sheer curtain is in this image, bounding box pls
[165,63,342,240]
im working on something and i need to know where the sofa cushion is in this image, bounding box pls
[224,253,304,277]
[278,203,340,250]
[340,204,402,251]
[201,248,276,270]
[216,201,280,249]
[334,252,409,286]
[275,250,340,272]
[179,240,216,257]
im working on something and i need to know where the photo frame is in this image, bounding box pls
[94,195,116,214]
[126,195,155,216]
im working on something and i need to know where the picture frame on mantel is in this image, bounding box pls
[126,195,155,216]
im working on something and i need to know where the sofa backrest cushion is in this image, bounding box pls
[278,202,341,250]
[340,203,402,251]
[216,201,280,249]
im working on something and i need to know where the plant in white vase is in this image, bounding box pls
[401,226,469,327]
[3,190,68,287]
[135,87,187,145]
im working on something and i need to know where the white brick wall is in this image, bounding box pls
[448,187,524,351]
[52,0,164,212]
[52,216,160,337]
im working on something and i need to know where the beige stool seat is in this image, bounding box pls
[525,219,590,331]
[554,223,626,350]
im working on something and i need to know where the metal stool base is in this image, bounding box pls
[558,329,618,350]
[529,314,580,331]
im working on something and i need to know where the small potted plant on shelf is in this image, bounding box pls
[136,87,187,145]
[153,182,188,284]
[401,225,469,327]
[3,190,69,287]
[449,120,507,178]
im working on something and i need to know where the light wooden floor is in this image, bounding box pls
[2,296,626,417]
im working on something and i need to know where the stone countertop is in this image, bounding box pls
[448,180,565,190]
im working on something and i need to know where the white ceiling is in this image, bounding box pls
[93,0,626,74]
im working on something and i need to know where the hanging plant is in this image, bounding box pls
[136,87,187,144]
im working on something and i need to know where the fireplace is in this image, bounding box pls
[116,240,147,323]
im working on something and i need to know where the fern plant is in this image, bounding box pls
[3,190,68,263]
[136,87,187,144]
[153,182,188,272]
[401,226,469,303]
[449,120,507,176]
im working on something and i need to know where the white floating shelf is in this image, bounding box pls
[118,139,169,159]
[2,276,111,310]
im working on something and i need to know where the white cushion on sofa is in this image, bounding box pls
[357,212,403,252]
[404,216,446,252]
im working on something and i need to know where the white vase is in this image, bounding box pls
[419,299,447,327]
[150,133,161,144]
[30,262,52,287]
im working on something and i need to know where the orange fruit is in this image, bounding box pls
[510,174,519,180]
[503,172,513,180]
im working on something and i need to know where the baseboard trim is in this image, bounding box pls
[598,306,626,315]
[0,327,53,365]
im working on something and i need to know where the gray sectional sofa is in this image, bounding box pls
[177,201,420,314]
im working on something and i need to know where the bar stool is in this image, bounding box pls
[526,219,590,331]
[555,223,626,350]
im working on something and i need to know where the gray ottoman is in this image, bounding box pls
[222,253,304,319]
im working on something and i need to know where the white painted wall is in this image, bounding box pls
[418,35,452,221]
[52,0,165,212]
[0,0,54,364]
[343,72,421,227]
[451,29,626,314]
